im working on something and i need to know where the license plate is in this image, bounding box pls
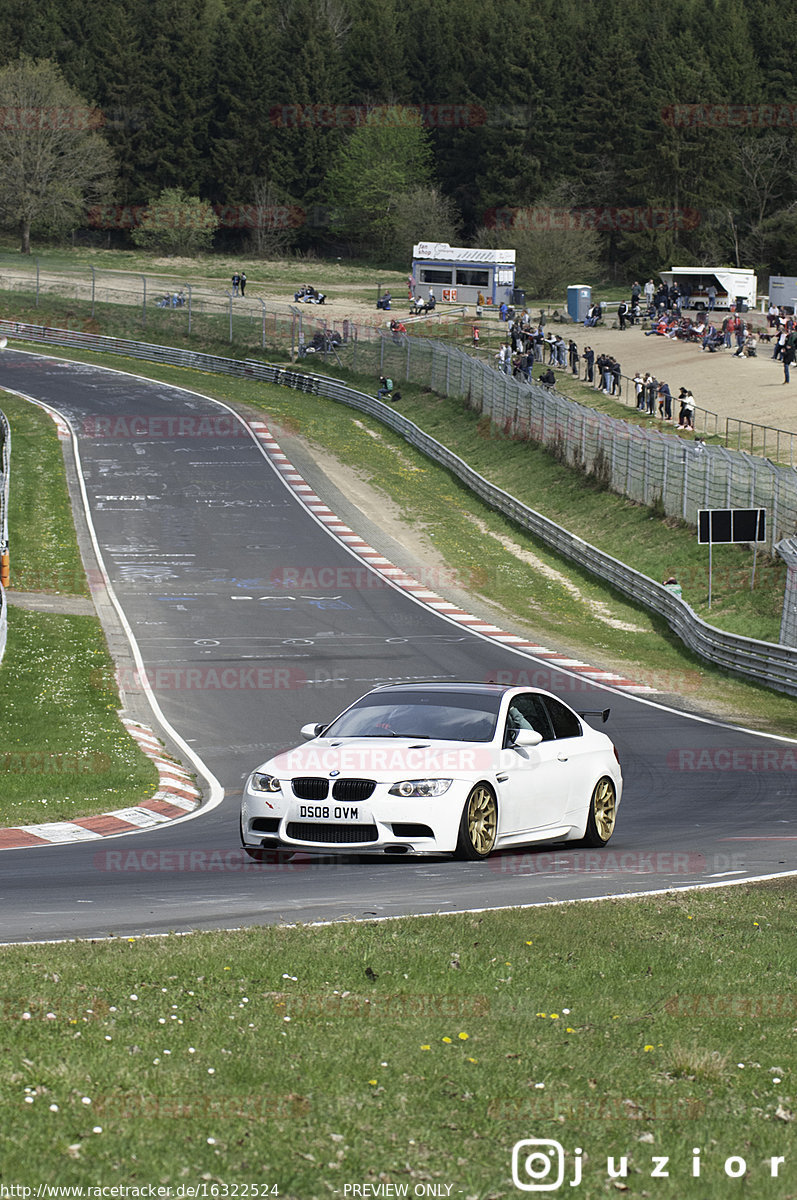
[297,804,365,822]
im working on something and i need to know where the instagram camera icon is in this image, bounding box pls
[512,1139,566,1191]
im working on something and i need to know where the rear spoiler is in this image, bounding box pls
[578,708,610,724]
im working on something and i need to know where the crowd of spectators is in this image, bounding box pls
[488,284,797,428]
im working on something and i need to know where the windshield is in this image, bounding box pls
[323,691,501,742]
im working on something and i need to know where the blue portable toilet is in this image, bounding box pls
[567,285,592,323]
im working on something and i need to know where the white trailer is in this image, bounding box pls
[658,267,758,312]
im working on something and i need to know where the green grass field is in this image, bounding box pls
[1,884,795,1196]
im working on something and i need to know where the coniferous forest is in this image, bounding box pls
[2,0,797,278]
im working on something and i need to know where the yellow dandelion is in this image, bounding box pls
[442,1036,452,1044]
[458,1032,469,1041]
[420,1045,431,1051]
[643,1045,654,1052]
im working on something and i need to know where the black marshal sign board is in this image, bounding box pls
[697,508,767,607]
[698,508,766,545]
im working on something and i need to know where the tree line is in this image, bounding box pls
[1,0,797,282]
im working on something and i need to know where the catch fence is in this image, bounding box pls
[345,331,797,558]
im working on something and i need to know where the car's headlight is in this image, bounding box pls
[388,779,452,798]
[250,772,282,793]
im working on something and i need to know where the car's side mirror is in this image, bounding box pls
[513,728,543,747]
[300,723,326,740]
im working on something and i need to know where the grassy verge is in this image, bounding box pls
[0,608,158,825]
[5,346,796,738]
[1,883,795,1195]
[0,391,160,823]
[2,392,89,595]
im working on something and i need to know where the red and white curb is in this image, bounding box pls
[0,719,200,851]
[247,419,655,696]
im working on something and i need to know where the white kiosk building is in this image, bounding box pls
[411,242,516,306]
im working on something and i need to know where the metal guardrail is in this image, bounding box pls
[1,320,796,696]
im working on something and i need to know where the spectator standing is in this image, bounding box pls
[232,272,240,296]
[633,371,645,409]
[657,381,673,420]
[631,281,641,306]
[677,387,695,428]
[644,279,655,306]
[583,345,595,384]
[645,375,658,414]
[617,301,628,330]
[610,358,622,396]
[240,271,247,297]
[707,284,717,310]
[783,340,795,383]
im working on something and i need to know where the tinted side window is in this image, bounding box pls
[542,696,583,740]
[504,694,555,744]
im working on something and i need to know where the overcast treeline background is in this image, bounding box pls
[2,0,797,282]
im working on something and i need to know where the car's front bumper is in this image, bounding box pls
[241,777,475,855]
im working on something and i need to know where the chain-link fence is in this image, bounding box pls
[339,331,797,557]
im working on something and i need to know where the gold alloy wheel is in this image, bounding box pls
[591,777,617,843]
[465,785,498,856]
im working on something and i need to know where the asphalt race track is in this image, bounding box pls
[1,349,796,945]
